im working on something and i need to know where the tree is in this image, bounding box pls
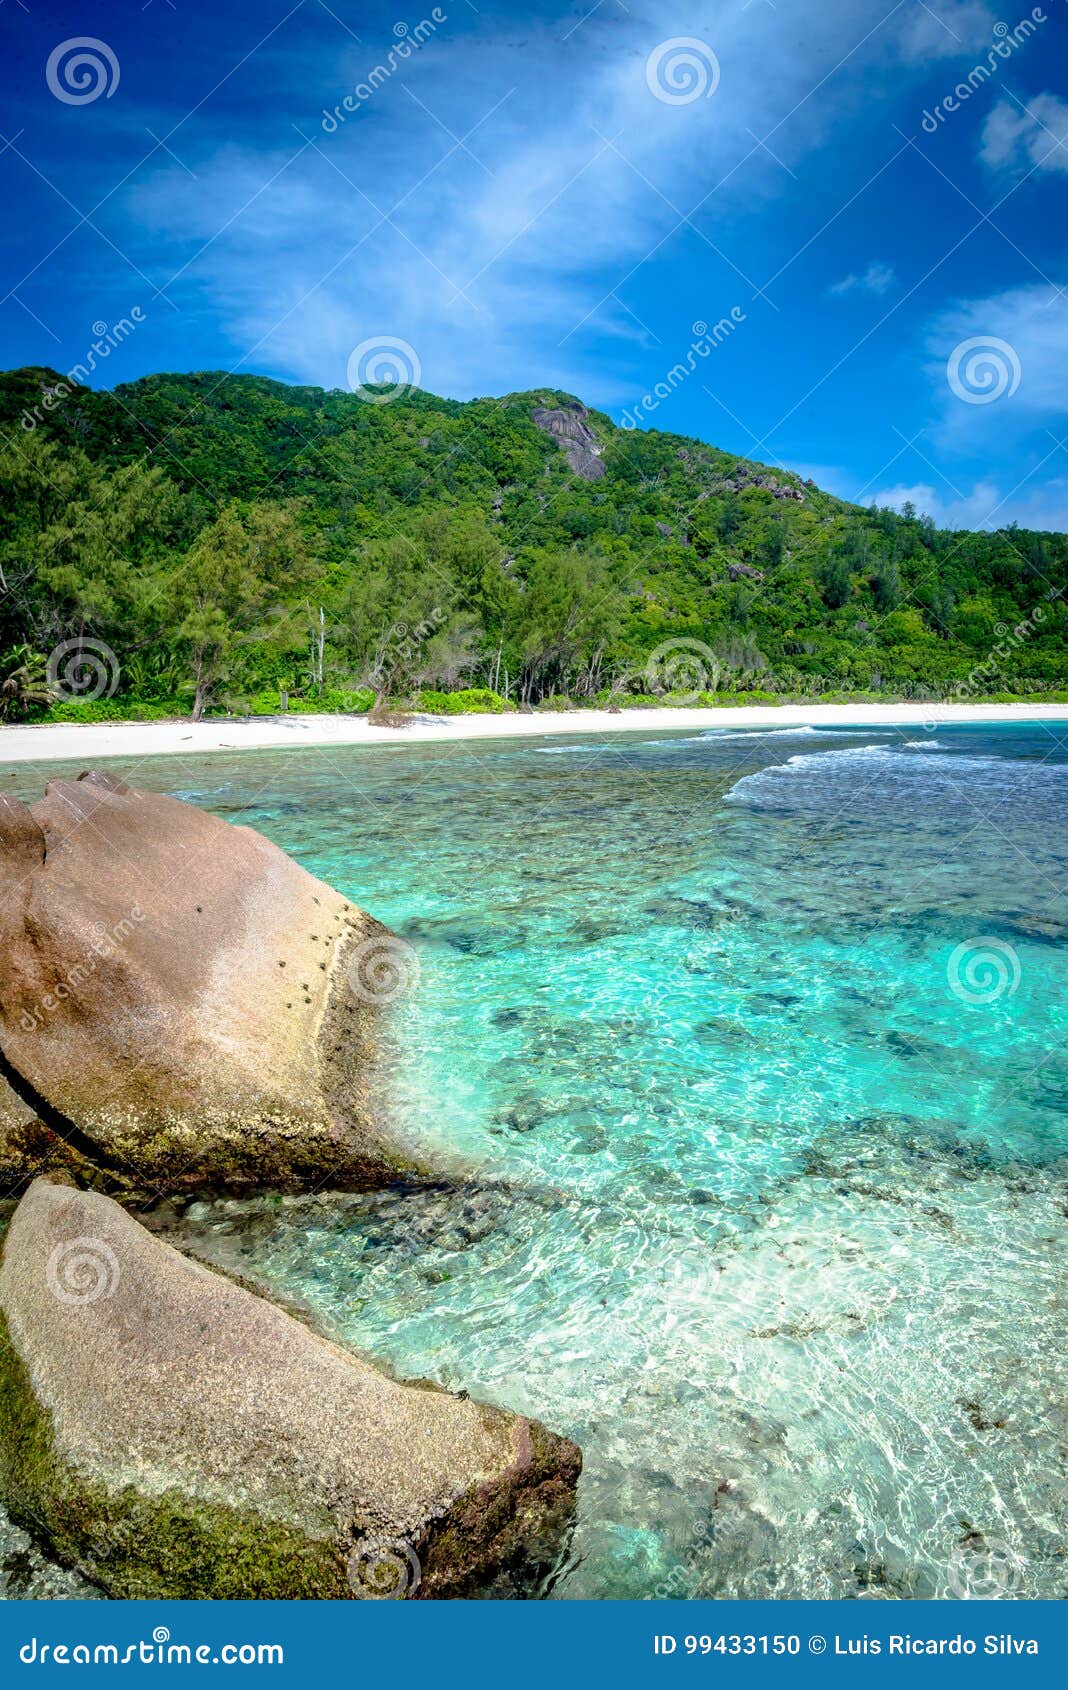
[0,430,184,658]
[872,557,901,612]
[172,502,312,719]
[820,553,853,609]
[338,533,461,716]
[716,493,742,542]
[2,364,1067,712]
[514,549,622,702]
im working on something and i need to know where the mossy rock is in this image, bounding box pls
[0,1312,348,1597]
[0,1180,580,1599]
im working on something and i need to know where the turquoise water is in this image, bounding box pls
[6,721,1068,1599]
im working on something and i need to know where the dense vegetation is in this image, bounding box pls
[1,364,1065,722]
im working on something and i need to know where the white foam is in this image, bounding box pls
[783,744,886,767]
[702,726,821,740]
[723,745,885,802]
[724,740,1068,807]
[538,725,880,753]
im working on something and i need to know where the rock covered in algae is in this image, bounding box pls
[0,770,419,1196]
[0,1179,581,1598]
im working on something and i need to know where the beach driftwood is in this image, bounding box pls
[0,1180,581,1598]
[0,770,418,1197]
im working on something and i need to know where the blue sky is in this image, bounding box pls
[1,0,1066,529]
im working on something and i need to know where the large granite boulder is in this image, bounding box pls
[0,771,418,1196]
[531,400,605,480]
[0,1180,580,1598]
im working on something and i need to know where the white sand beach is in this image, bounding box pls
[2,701,1068,764]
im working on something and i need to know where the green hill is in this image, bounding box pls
[1,365,1065,721]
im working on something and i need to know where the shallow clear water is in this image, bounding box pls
[5,721,1067,1599]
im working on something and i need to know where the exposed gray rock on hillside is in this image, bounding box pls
[531,400,605,480]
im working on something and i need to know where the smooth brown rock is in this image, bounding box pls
[0,1180,581,1598]
[0,771,419,1195]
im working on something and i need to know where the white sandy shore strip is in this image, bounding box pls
[2,702,1067,765]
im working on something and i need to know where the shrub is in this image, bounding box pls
[242,688,373,716]
[45,697,184,724]
[418,688,512,714]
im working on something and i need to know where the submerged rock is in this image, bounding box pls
[0,1078,32,1130]
[0,771,417,1196]
[0,1180,581,1599]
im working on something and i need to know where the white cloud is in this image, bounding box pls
[782,461,854,494]
[896,0,998,60]
[829,261,896,296]
[121,0,1009,401]
[980,92,1068,175]
[925,283,1068,448]
[871,477,1068,531]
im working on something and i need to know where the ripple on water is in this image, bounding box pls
[3,722,1065,1600]
[173,1118,1066,1600]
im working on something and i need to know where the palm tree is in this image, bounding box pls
[0,646,53,721]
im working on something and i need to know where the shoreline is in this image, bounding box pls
[2,700,1068,764]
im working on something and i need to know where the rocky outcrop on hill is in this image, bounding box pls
[719,463,805,501]
[0,771,418,1197]
[0,1179,581,1598]
[531,400,605,480]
